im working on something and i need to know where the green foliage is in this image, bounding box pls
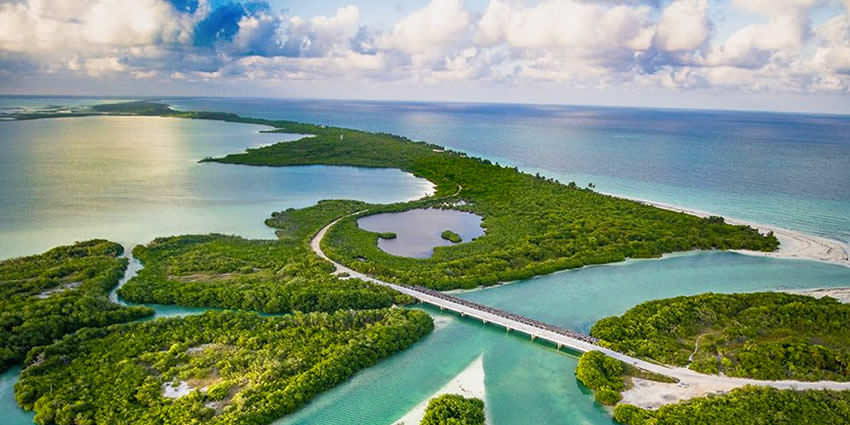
[91,101,173,115]
[591,292,850,381]
[378,232,398,240]
[613,386,850,425]
[207,118,778,290]
[441,230,462,243]
[575,351,677,406]
[575,351,626,405]
[0,240,153,372]
[118,200,414,312]
[265,200,370,241]
[16,309,433,425]
[118,235,411,314]
[420,394,485,425]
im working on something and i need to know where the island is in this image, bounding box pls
[0,240,153,372]
[420,394,485,425]
[440,230,462,244]
[574,292,850,424]
[4,101,835,425]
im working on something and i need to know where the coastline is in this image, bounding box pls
[782,287,850,304]
[392,355,486,425]
[603,192,850,268]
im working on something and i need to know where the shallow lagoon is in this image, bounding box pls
[0,116,433,260]
[357,208,484,258]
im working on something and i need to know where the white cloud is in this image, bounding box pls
[477,0,653,52]
[378,0,470,54]
[0,0,195,53]
[283,5,361,57]
[654,0,710,52]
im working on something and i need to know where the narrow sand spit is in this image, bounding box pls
[604,193,850,267]
[392,355,485,425]
[783,287,850,303]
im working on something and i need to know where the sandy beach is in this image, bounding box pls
[604,192,850,268]
[392,355,486,425]
[783,287,850,303]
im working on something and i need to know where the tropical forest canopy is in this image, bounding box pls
[199,109,778,290]
[118,200,413,313]
[0,240,153,372]
[591,292,850,381]
[613,386,850,425]
[16,309,433,425]
[420,394,486,425]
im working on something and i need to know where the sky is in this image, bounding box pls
[1,0,850,113]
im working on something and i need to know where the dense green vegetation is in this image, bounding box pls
[592,292,850,381]
[91,101,174,115]
[378,232,398,240]
[16,309,433,425]
[203,113,778,290]
[575,351,677,406]
[118,201,413,313]
[576,351,627,405]
[613,386,850,425]
[0,240,153,372]
[441,230,462,244]
[16,101,778,291]
[420,394,486,425]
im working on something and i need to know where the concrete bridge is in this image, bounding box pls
[311,215,850,394]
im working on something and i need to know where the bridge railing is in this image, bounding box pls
[409,285,599,345]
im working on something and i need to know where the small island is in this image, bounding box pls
[420,394,485,425]
[378,232,398,240]
[440,230,462,244]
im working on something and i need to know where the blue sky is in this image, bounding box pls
[1,0,849,113]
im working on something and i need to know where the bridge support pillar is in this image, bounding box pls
[557,344,562,349]
[531,335,536,341]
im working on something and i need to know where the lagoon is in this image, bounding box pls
[0,116,433,260]
[357,209,484,258]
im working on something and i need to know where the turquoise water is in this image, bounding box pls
[2,97,850,425]
[270,253,850,425]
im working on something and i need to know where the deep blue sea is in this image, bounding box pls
[170,97,850,244]
[1,96,849,425]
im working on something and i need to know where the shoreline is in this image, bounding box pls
[392,355,486,425]
[603,192,850,268]
[781,287,850,303]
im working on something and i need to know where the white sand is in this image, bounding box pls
[162,381,194,399]
[392,355,486,425]
[432,315,455,330]
[36,281,81,299]
[620,377,742,410]
[603,193,850,267]
[782,287,850,303]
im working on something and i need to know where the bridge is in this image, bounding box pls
[311,215,850,394]
[312,215,613,354]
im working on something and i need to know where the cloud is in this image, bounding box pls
[378,0,470,54]
[282,5,361,57]
[477,0,654,52]
[705,0,818,67]
[0,0,848,96]
[654,0,710,52]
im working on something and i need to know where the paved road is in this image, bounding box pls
[311,215,850,393]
